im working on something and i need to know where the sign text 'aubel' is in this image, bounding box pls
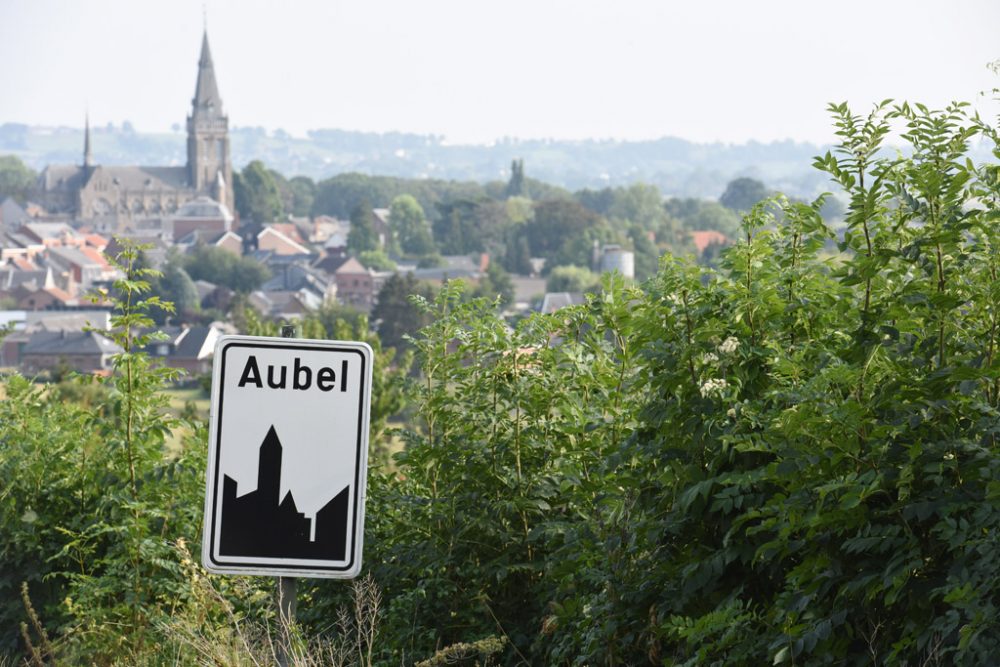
[202,335,373,579]
[237,355,350,392]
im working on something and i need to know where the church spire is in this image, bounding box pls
[83,113,93,170]
[192,30,222,115]
[186,28,233,212]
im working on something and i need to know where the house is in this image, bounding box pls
[0,230,46,262]
[539,292,587,314]
[312,247,350,276]
[310,216,350,245]
[194,280,235,312]
[690,230,729,255]
[248,289,322,320]
[20,330,122,376]
[16,285,78,311]
[0,309,111,367]
[45,245,117,289]
[411,253,490,284]
[257,225,312,256]
[0,197,29,230]
[17,222,83,248]
[334,257,390,312]
[0,265,55,296]
[261,262,334,302]
[145,325,222,375]
[169,196,234,242]
[176,229,243,255]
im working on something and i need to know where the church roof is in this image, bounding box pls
[39,165,86,192]
[89,165,190,191]
[192,31,223,116]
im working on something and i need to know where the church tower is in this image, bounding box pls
[187,30,234,212]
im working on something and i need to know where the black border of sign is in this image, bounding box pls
[207,340,367,572]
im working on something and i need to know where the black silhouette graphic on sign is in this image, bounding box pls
[220,425,349,560]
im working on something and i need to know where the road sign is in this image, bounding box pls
[202,335,372,578]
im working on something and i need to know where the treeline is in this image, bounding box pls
[232,158,840,284]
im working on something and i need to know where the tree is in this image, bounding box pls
[389,194,435,256]
[358,249,396,271]
[348,201,378,254]
[0,155,36,204]
[471,262,514,307]
[182,244,270,293]
[526,200,601,257]
[719,176,769,211]
[545,265,600,293]
[233,160,283,224]
[505,159,525,198]
[288,176,317,217]
[665,197,742,238]
[150,254,200,323]
[370,273,434,351]
[433,200,487,255]
[503,233,533,275]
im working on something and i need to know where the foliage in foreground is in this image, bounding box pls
[1,98,999,665]
[320,99,1000,665]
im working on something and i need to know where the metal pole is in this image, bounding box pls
[277,323,297,667]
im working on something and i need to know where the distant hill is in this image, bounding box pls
[1,122,839,199]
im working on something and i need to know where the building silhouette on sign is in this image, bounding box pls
[220,425,349,560]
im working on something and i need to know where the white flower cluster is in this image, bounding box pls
[699,378,729,398]
[719,336,740,355]
[700,352,719,365]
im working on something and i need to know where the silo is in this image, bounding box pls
[600,245,635,279]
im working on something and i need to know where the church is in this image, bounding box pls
[35,31,235,230]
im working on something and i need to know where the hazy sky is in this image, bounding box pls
[1,0,997,145]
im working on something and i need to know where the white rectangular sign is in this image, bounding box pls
[202,335,372,578]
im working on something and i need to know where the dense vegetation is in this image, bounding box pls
[2,99,998,665]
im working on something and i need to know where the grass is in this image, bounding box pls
[162,387,210,455]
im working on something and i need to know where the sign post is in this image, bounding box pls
[202,328,373,664]
[277,325,297,667]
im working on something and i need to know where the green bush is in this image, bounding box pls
[325,100,1000,665]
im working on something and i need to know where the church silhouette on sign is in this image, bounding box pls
[220,425,349,560]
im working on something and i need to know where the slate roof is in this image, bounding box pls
[0,197,28,228]
[0,268,51,291]
[262,262,331,294]
[22,330,122,356]
[173,326,219,360]
[193,31,224,115]
[38,165,87,192]
[89,165,190,191]
[21,222,77,242]
[48,245,108,269]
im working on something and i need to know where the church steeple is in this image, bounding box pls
[186,29,233,212]
[192,30,223,115]
[83,113,93,169]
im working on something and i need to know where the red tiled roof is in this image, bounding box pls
[79,246,112,269]
[691,230,729,254]
[84,233,109,250]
